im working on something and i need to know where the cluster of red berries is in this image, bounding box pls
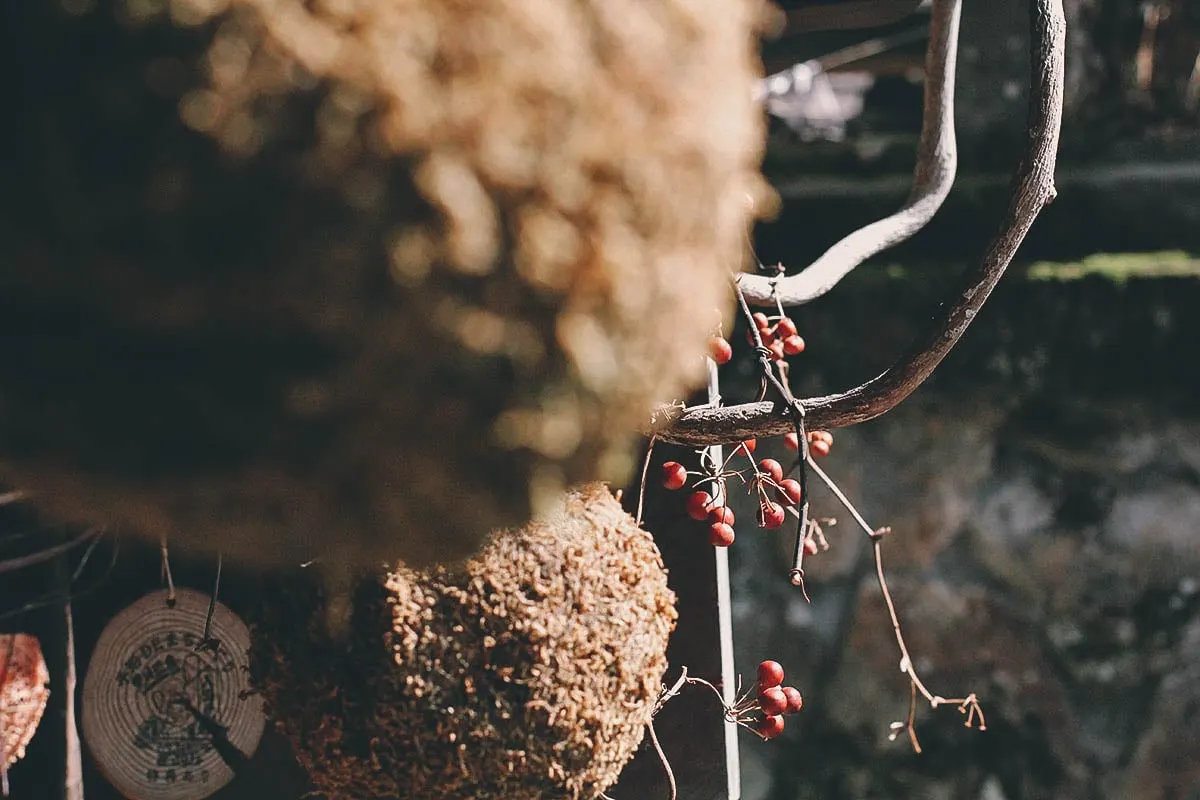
[671,310,833,551]
[749,455,802,530]
[659,439,807,547]
[660,458,739,547]
[749,313,805,362]
[783,428,834,458]
[708,311,806,367]
[754,660,803,740]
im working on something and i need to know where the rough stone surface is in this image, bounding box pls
[717,276,1200,800]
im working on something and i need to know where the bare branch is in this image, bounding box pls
[0,528,103,577]
[65,594,84,800]
[806,455,987,746]
[745,0,962,307]
[654,0,1065,447]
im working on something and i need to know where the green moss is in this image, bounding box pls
[842,251,1200,289]
[1023,251,1200,283]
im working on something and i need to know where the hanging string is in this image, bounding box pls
[199,553,223,653]
[160,537,177,607]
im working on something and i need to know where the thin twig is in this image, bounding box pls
[636,436,656,526]
[807,455,936,701]
[160,537,177,606]
[200,553,223,648]
[806,457,875,538]
[0,534,120,624]
[64,593,83,800]
[872,538,939,704]
[730,277,814,591]
[654,666,690,715]
[819,26,929,73]
[732,274,797,408]
[646,721,676,800]
[70,532,105,583]
[0,528,102,576]
[807,450,984,744]
[653,0,1065,445]
[908,677,922,753]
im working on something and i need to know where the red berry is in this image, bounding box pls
[812,430,834,445]
[757,714,786,740]
[660,461,688,491]
[752,312,770,331]
[757,458,784,483]
[708,523,735,547]
[776,317,798,338]
[783,432,800,451]
[777,478,802,506]
[783,335,806,355]
[739,438,757,454]
[758,686,788,716]
[708,505,735,526]
[768,339,785,360]
[757,660,785,689]
[709,336,733,365]
[759,502,786,529]
[686,491,713,521]
[782,686,804,714]
[810,439,831,458]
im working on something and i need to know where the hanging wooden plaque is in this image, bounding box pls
[81,589,265,800]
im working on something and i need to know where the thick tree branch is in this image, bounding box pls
[655,0,1064,447]
[746,0,962,307]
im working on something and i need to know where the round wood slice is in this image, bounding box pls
[82,589,265,800]
[1,633,50,770]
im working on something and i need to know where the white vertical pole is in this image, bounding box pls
[706,357,741,799]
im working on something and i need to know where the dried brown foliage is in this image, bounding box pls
[0,634,50,772]
[250,484,677,799]
[0,0,769,567]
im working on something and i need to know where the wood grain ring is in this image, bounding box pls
[81,589,264,800]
